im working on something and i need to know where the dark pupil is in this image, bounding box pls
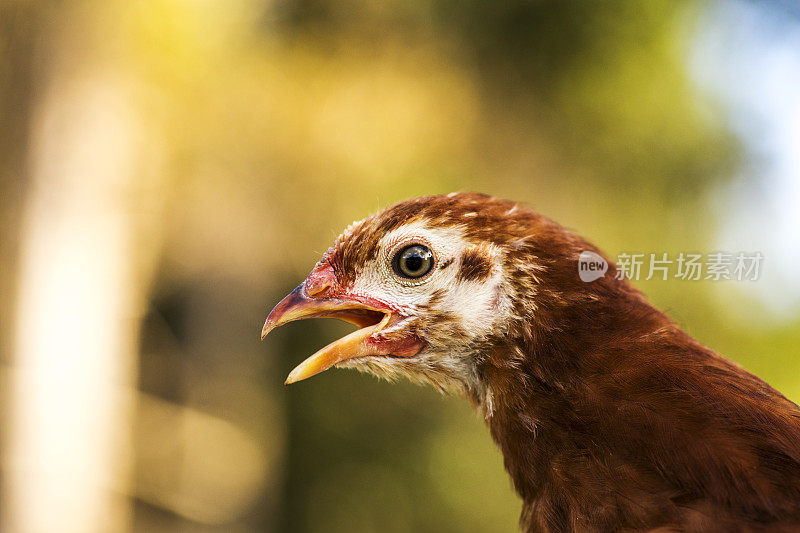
[404,253,423,273]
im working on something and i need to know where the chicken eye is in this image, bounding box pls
[393,244,433,279]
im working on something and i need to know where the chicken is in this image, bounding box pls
[261,192,800,532]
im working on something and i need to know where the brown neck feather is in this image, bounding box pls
[478,265,800,531]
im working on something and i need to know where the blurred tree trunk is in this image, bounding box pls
[1,2,147,531]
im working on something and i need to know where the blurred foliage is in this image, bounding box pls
[1,0,798,532]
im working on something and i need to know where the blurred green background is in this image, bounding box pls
[1,0,799,532]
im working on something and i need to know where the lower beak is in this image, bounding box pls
[261,283,401,384]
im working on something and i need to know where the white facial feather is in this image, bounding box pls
[339,219,513,410]
[350,220,466,308]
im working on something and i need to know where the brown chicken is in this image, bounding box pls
[262,193,800,532]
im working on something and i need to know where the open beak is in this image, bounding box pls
[261,280,423,384]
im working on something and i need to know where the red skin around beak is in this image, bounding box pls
[261,263,424,384]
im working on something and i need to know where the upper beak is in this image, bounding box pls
[261,281,395,384]
[261,283,386,339]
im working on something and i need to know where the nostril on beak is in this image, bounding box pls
[306,278,330,297]
[305,263,337,297]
